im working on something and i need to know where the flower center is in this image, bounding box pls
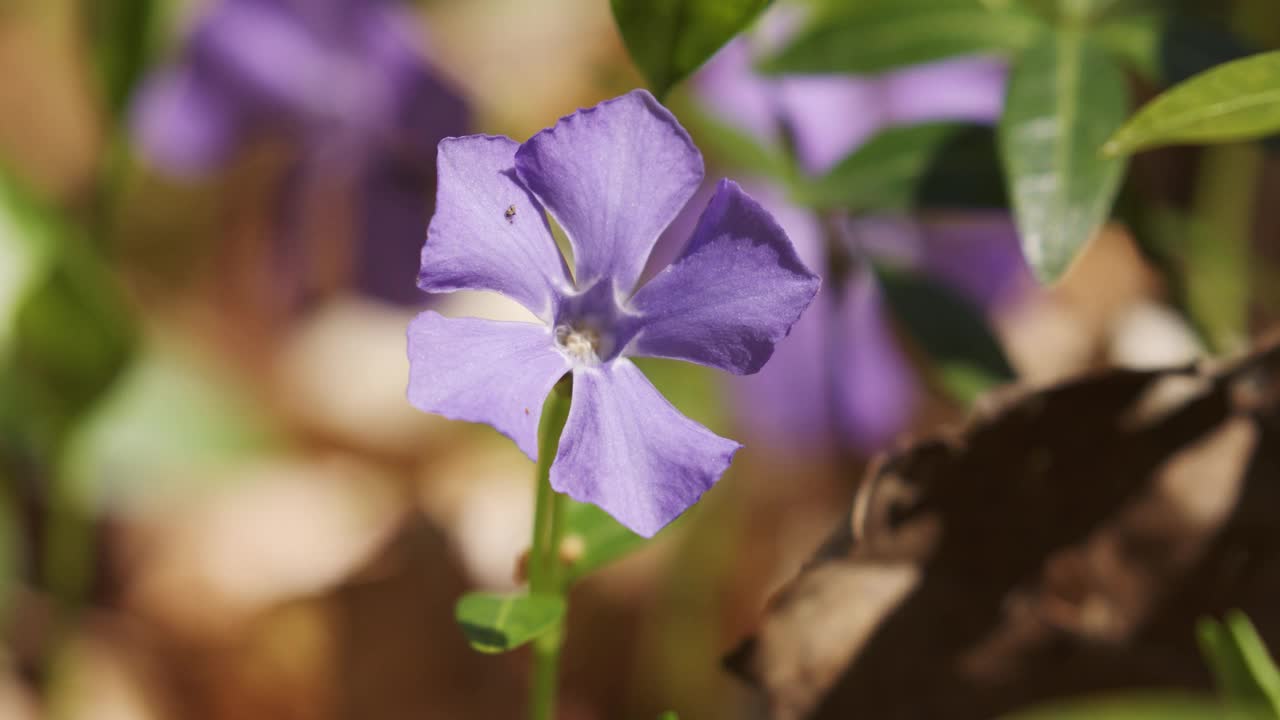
[554,324,606,366]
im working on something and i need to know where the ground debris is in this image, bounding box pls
[728,337,1280,720]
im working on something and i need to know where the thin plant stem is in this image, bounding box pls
[528,378,572,720]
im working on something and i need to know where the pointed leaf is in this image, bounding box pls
[611,0,772,98]
[563,499,647,583]
[873,264,1016,405]
[759,0,1043,75]
[1105,50,1280,156]
[796,123,1006,211]
[1198,612,1280,714]
[999,29,1129,281]
[455,592,565,654]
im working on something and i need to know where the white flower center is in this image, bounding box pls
[555,324,604,366]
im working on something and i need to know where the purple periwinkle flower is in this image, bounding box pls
[132,0,468,303]
[406,90,820,537]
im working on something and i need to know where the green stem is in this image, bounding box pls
[528,379,572,720]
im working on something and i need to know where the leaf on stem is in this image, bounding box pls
[759,0,1043,75]
[1105,50,1280,156]
[610,0,772,99]
[455,592,565,654]
[999,28,1129,282]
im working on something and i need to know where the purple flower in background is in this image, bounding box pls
[686,13,1025,452]
[132,0,468,304]
[407,90,819,536]
[731,201,1031,452]
[696,37,1006,175]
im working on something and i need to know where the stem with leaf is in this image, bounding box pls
[528,378,572,720]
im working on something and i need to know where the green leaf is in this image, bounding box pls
[1000,692,1264,719]
[1198,611,1280,714]
[873,264,1016,405]
[759,0,1043,75]
[658,713,679,720]
[563,500,647,583]
[0,169,134,448]
[610,0,771,98]
[1105,50,1280,156]
[454,592,565,654]
[999,29,1129,281]
[796,123,1006,211]
[85,0,160,118]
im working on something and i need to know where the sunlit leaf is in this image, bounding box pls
[563,500,647,583]
[1105,50,1280,156]
[1000,693,1263,719]
[455,592,565,654]
[1198,611,1280,714]
[610,0,772,99]
[873,264,1016,405]
[796,123,1006,211]
[999,28,1129,281]
[759,0,1043,75]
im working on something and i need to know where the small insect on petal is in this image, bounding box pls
[505,205,517,223]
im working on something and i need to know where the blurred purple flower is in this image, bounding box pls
[132,0,468,304]
[688,16,1025,452]
[730,202,1031,452]
[695,34,1005,175]
[406,90,820,536]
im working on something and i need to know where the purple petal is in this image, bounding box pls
[550,360,740,537]
[883,56,1007,127]
[693,40,781,150]
[418,135,571,320]
[727,188,832,447]
[357,155,430,305]
[625,180,820,374]
[776,76,887,176]
[407,312,570,460]
[834,268,919,451]
[916,214,1033,312]
[131,67,243,175]
[362,5,469,160]
[187,0,325,113]
[514,90,704,294]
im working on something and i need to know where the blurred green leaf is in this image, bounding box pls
[1105,50,1280,156]
[84,0,161,118]
[455,592,564,654]
[999,28,1129,281]
[0,169,134,449]
[563,500,646,583]
[873,264,1016,405]
[759,0,1043,75]
[796,123,1006,211]
[1198,611,1280,714]
[1000,693,1264,719]
[658,713,679,720]
[674,98,793,182]
[63,342,282,507]
[610,0,772,99]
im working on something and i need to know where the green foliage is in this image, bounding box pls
[999,28,1129,281]
[1105,50,1280,156]
[795,123,1005,211]
[873,264,1016,405]
[0,170,134,453]
[1198,611,1280,715]
[83,0,162,118]
[610,0,772,98]
[758,0,1043,75]
[562,500,646,584]
[455,592,566,654]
